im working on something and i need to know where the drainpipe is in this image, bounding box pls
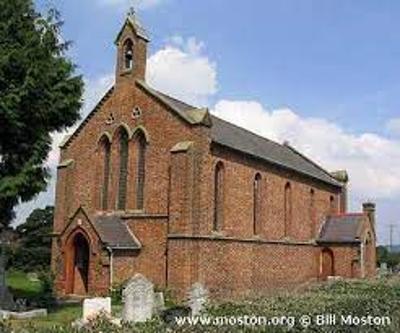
[106,247,113,288]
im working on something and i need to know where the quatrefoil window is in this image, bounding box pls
[132,107,142,119]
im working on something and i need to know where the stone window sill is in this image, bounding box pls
[211,230,226,237]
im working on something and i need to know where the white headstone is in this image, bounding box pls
[327,275,343,282]
[122,274,154,323]
[27,272,40,282]
[82,297,111,321]
[379,262,388,276]
[187,282,208,316]
[153,292,165,314]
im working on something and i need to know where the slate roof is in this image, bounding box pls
[210,116,341,187]
[317,214,366,244]
[137,82,341,187]
[115,12,150,43]
[61,80,341,188]
[93,215,141,249]
[136,80,211,125]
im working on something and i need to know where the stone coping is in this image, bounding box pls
[168,234,317,246]
[0,309,47,320]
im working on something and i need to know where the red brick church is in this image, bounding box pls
[51,11,376,299]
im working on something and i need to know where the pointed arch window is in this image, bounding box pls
[117,128,129,210]
[136,131,146,210]
[100,137,111,210]
[213,162,224,231]
[310,188,315,238]
[284,182,292,236]
[253,173,262,235]
[123,39,134,70]
[329,195,335,215]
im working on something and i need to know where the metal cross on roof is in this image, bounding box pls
[128,6,136,17]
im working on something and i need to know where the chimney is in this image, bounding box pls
[330,170,349,213]
[363,202,376,229]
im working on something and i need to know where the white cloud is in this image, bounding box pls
[147,36,217,106]
[212,100,400,201]
[386,118,400,136]
[13,33,399,247]
[99,0,164,10]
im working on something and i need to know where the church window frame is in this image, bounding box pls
[117,127,130,210]
[213,161,224,231]
[253,173,262,235]
[284,182,292,237]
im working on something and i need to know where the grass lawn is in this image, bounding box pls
[4,270,123,331]
[10,304,81,329]
[3,271,400,332]
[6,270,43,298]
[9,304,123,330]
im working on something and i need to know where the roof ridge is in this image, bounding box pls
[284,144,340,186]
[211,115,341,188]
[156,90,198,110]
[136,80,210,125]
[211,115,287,149]
[211,115,340,186]
[136,80,199,110]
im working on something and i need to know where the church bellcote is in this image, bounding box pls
[115,8,149,84]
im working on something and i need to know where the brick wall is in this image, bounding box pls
[168,237,320,300]
[197,144,342,241]
[112,217,168,289]
[326,245,359,278]
[52,18,376,298]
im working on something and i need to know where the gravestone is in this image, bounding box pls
[379,262,389,277]
[187,282,208,316]
[122,274,154,323]
[0,308,47,320]
[153,292,165,314]
[82,297,111,321]
[327,275,343,282]
[27,272,40,282]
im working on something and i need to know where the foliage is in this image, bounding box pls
[4,278,400,332]
[6,270,55,309]
[154,286,178,308]
[377,245,400,269]
[0,0,83,227]
[9,206,54,271]
[6,270,43,298]
[30,270,56,308]
[110,283,123,304]
[110,283,178,307]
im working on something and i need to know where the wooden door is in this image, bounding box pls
[321,248,334,280]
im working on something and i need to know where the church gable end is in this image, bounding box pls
[52,9,376,299]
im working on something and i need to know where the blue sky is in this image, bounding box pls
[36,0,400,132]
[25,0,400,244]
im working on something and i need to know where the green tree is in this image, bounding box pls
[377,245,400,269]
[376,245,389,265]
[0,0,83,227]
[11,206,54,271]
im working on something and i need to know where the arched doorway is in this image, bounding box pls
[66,232,90,295]
[321,248,334,280]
